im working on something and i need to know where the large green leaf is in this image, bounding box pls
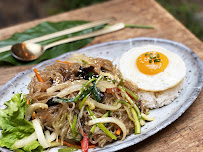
[0,21,104,65]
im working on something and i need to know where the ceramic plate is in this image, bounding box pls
[0,37,202,152]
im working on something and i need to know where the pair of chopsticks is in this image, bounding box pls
[0,17,124,53]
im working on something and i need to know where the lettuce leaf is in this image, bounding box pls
[0,21,104,65]
[0,94,43,152]
[22,141,43,152]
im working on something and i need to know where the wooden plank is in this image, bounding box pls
[0,0,202,151]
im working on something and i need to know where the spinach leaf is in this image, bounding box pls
[0,21,104,65]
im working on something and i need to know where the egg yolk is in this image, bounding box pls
[136,51,169,75]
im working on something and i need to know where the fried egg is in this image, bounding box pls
[119,45,186,92]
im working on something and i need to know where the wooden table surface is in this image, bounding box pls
[0,0,202,151]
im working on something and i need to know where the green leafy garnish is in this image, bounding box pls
[0,94,43,152]
[146,53,161,63]
[0,21,105,65]
[154,59,161,63]
[149,53,155,59]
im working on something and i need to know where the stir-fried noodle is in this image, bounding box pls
[27,53,148,147]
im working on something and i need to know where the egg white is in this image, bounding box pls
[119,45,186,92]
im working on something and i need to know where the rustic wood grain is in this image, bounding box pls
[0,0,202,151]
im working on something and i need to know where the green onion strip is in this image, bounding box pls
[123,87,139,100]
[118,86,141,117]
[90,111,109,133]
[74,77,96,103]
[130,108,141,134]
[86,106,117,140]
[67,113,76,137]
[141,113,155,121]
[79,94,90,110]
[72,114,78,137]
[124,106,135,123]
[95,75,103,84]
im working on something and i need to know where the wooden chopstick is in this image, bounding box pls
[0,17,115,53]
[43,23,125,50]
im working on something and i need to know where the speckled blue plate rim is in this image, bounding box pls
[0,37,202,152]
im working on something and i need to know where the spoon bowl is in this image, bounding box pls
[11,43,44,61]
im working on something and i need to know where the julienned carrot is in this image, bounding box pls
[58,139,81,149]
[56,60,71,66]
[89,145,96,148]
[33,68,43,82]
[32,112,36,120]
[27,99,30,106]
[116,128,121,135]
[58,139,96,149]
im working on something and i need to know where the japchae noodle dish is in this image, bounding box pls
[1,53,155,152]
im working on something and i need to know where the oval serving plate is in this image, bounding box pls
[0,37,202,152]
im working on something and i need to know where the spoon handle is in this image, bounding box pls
[0,17,114,53]
[43,23,125,50]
